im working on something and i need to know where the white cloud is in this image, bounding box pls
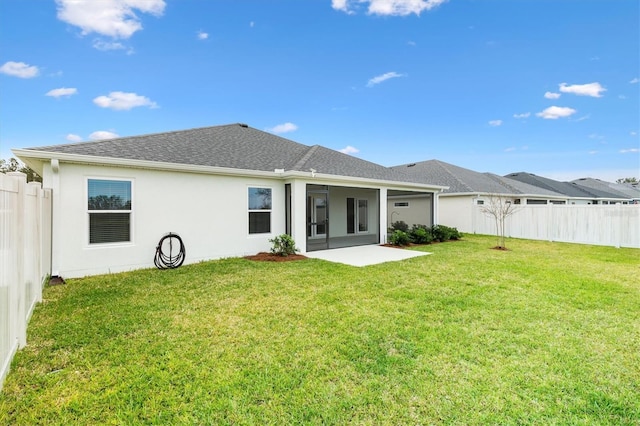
[268,122,298,134]
[0,61,39,78]
[93,91,158,110]
[93,39,126,51]
[618,95,627,99]
[46,87,78,98]
[631,131,638,136]
[513,112,530,119]
[66,134,83,142]
[488,120,503,127]
[374,0,449,16]
[574,114,590,122]
[536,106,577,120]
[56,0,165,39]
[339,145,359,155]
[630,77,639,84]
[89,130,119,140]
[197,31,208,40]
[544,91,561,99]
[559,82,606,98]
[588,150,598,155]
[367,71,405,87]
[331,0,353,13]
[504,147,516,152]
[620,148,639,154]
[334,0,447,16]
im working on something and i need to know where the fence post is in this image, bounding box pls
[616,203,622,249]
[7,173,27,348]
[548,203,553,242]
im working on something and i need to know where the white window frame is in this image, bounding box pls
[86,177,134,246]
[248,186,273,235]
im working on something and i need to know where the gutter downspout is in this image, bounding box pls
[50,159,61,278]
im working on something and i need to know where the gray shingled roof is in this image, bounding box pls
[21,123,422,184]
[505,172,628,199]
[390,160,565,197]
[571,178,640,200]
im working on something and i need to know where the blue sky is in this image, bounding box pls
[1,0,638,182]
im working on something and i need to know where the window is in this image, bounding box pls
[526,199,548,205]
[476,200,485,205]
[248,187,272,234]
[347,198,368,234]
[88,179,132,244]
[394,201,409,208]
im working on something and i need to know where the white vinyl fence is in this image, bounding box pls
[1,172,52,391]
[471,204,640,249]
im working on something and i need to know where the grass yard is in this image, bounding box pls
[1,234,639,425]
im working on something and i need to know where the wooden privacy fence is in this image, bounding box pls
[1,172,52,391]
[471,204,640,249]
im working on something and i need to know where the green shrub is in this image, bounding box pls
[431,225,462,242]
[388,230,411,246]
[389,220,409,233]
[269,234,298,256]
[409,224,434,244]
[449,227,463,240]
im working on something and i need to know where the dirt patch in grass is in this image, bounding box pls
[244,252,308,262]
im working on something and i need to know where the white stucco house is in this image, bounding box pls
[390,160,569,233]
[14,123,446,278]
[505,172,631,205]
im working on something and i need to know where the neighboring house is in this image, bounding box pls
[389,160,568,232]
[571,178,640,204]
[13,123,446,278]
[505,172,630,204]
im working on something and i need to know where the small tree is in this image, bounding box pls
[0,157,42,183]
[616,177,638,184]
[479,194,520,249]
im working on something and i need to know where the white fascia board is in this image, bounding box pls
[281,170,448,192]
[440,191,569,201]
[11,149,48,175]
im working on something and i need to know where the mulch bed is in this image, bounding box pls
[244,252,308,262]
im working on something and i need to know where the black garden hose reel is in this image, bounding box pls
[154,232,186,270]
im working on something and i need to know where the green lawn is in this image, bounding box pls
[2,234,639,425]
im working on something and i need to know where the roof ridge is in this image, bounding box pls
[291,144,320,170]
[435,160,474,192]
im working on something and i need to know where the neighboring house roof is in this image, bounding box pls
[571,178,640,200]
[14,123,434,186]
[391,159,565,197]
[506,172,629,200]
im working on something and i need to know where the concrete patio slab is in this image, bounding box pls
[304,244,431,267]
